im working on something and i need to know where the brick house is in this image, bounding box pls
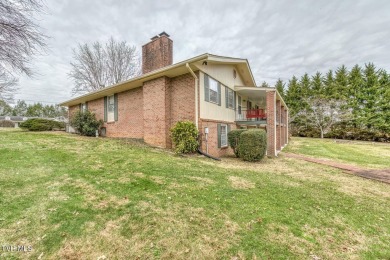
[60,32,288,157]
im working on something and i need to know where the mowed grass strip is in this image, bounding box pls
[0,129,389,259]
[284,137,390,169]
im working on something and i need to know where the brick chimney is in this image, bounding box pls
[142,32,173,74]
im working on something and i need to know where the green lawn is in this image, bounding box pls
[0,129,389,259]
[284,137,390,169]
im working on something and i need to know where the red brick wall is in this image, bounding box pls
[276,100,281,151]
[285,109,289,144]
[68,105,79,119]
[170,73,196,126]
[68,88,144,138]
[87,98,104,120]
[199,119,236,157]
[142,35,173,74]
[143,76,170,147]
[102,88,144,138]
[266,91,276,157]
[142,73,196,148]
[280,107,285,147]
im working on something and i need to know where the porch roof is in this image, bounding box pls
[234,86,288,109]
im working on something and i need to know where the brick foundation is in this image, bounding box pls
[199,119,236,157]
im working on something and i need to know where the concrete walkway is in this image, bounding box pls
[283,152,390,184]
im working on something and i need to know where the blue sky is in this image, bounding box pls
[14,0,390,104]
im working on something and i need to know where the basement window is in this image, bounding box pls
[220,124,227,147]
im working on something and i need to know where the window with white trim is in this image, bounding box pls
[209,77,219,103]
[81,103,87,112]
[220,124,227,147]
[226,88,234,109]
[107,95,115,122]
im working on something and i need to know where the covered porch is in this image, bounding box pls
[234,86,289,157]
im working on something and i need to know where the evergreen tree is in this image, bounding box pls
[285,76,301,117]
[275,79,285,99]
[26,103,44,117]
[361,63,380,129]
[376,69,390,133]
[334,65,349,99]
[281,63,388,140]
[311,72,323,97]
[299,73,311,99]
[323,70,335,98]
[260,81,270,88]
[348,65,364,127]
[0,100,13,116]
[12,100,28,116]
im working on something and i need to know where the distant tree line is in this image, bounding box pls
[275,63,390,141]
[0,100,67,118]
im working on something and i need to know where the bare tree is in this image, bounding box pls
[0,71,18,102]
[304,98,351,138]
[69,37,140,95]
[0,0,47,100]
[0,0,46,75]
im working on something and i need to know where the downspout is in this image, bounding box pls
[186,63,199,129]
[186,63,220,161]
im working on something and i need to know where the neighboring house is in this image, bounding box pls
[0,116,28,128]
[60,32,288,157]
[0,116,68,128]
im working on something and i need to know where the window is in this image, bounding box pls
[225,87,234,109]
[209,77,219,103]
[218,123,230,148]
[104,94,118,122]
[107,95,115,122]
[204,74,221,105]
[220,124,227,147]
[81,103,87,112]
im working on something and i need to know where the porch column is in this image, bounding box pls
[281,106,285,147]
[286,109,289,144]
[276,100,281,151]
[266,91,276,157]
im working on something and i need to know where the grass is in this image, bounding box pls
[0,129,389,259]
[284,137,390,169]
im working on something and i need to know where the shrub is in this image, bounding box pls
[0,120,15,128]
[19,118,65,131]
[70,110,103,136]
[170,121,199,154]
[238,129,267,162]
[228,129,247,157]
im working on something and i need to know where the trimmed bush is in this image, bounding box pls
[170,121,199,154]
[228,129,247,157]
[70,110,103,136]
[19,118,65,131]
[0,120,15,128]
[238,129,267,162]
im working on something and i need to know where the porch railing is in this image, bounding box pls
[236,109,267,121]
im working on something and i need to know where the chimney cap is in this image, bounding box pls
[159,31,170,37]
[150,35,159,40]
